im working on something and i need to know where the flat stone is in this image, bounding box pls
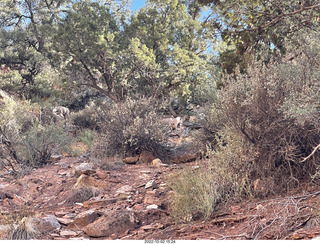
[146,204,158,210]
[57,162,70,169]
[143,190,160,205]
[55,211,69,218]
[74,174,108,189]
[64,213,77,218]
[116,185,134,195]
[60,230,78,237]
[50,155,63,162]
[83,198,118,208]
[145,180,157,189]
[32,215,61,233]
[123,156,139,164]
[151,158,167,168]
[138,151,156,164]
[74,163,94,177]
[57,217,74,225]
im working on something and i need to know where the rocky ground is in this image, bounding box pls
[1,141,320,240]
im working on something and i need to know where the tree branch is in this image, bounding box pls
[234,3,320,34]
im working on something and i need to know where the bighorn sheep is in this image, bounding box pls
[160,116,183,130]
[52,106,70,120]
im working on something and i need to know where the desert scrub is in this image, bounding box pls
[168,164,216,222]
[18,123,73,167]
[78,129,96,149]
[0,90,73,172]
[168,130,253,222]
[208,29,320,195]
[0,207,38,240]
[92,97,171,162]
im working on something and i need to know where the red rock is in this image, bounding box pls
[50,155,63,162]
[13,194,25,206]
[83,198,117,208]
[123,156,139,164]
[96,170,108,179]
[60,230,78,237]
[83,211,135,237]
[68,210,99,230]
[143,190,160,205]
[172,154,197,164]
[138,151,156,164]
[57,217,74,225]
[32,215,61,233]
[74,174,108,189]
[2,198,12,208]
[132,204,144,211]
[55,211,69,218]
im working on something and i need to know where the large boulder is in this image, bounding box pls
[32,215,61,233]
[74,163,95,177]
[83,210,135,238]
[68,210,99,230]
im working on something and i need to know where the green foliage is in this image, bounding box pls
[201,0,320,74]
[168,166,215,221]
[210,30,320,195]
[52,0,211,102]
[19,123,72,168]
[170,30,320,221]
[0,0,71,100]
[92,97,171,161]
[79,129,96,149]
[127,0,210,98]
[0,90,72,172]
[71,102,101,130]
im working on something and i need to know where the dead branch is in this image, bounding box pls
[301,143,320,162]
[211,215,250,225]
[211,231,249,240]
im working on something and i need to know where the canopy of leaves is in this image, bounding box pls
[199,0,320,73]
[52,0,211,102]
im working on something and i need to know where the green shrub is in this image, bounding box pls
[71,102,100,130]
[78,129,96,149]
[169,30,320,222]
[92,97,171,162]
[169,130,253,222]
[168,166,215,222]
[209,29,320,195]
[0,90,73,172]
[18,123,72,167]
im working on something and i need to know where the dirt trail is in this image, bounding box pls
[1,155,320,240]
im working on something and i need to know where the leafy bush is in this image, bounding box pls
[169,30,320,221]
[78,129,96,149]
[0,90,72,173]
[18,123,72,167]
[210,30,320,195]
[92,97,171,161]
[70,101,101,131]
[169,130,253,222]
